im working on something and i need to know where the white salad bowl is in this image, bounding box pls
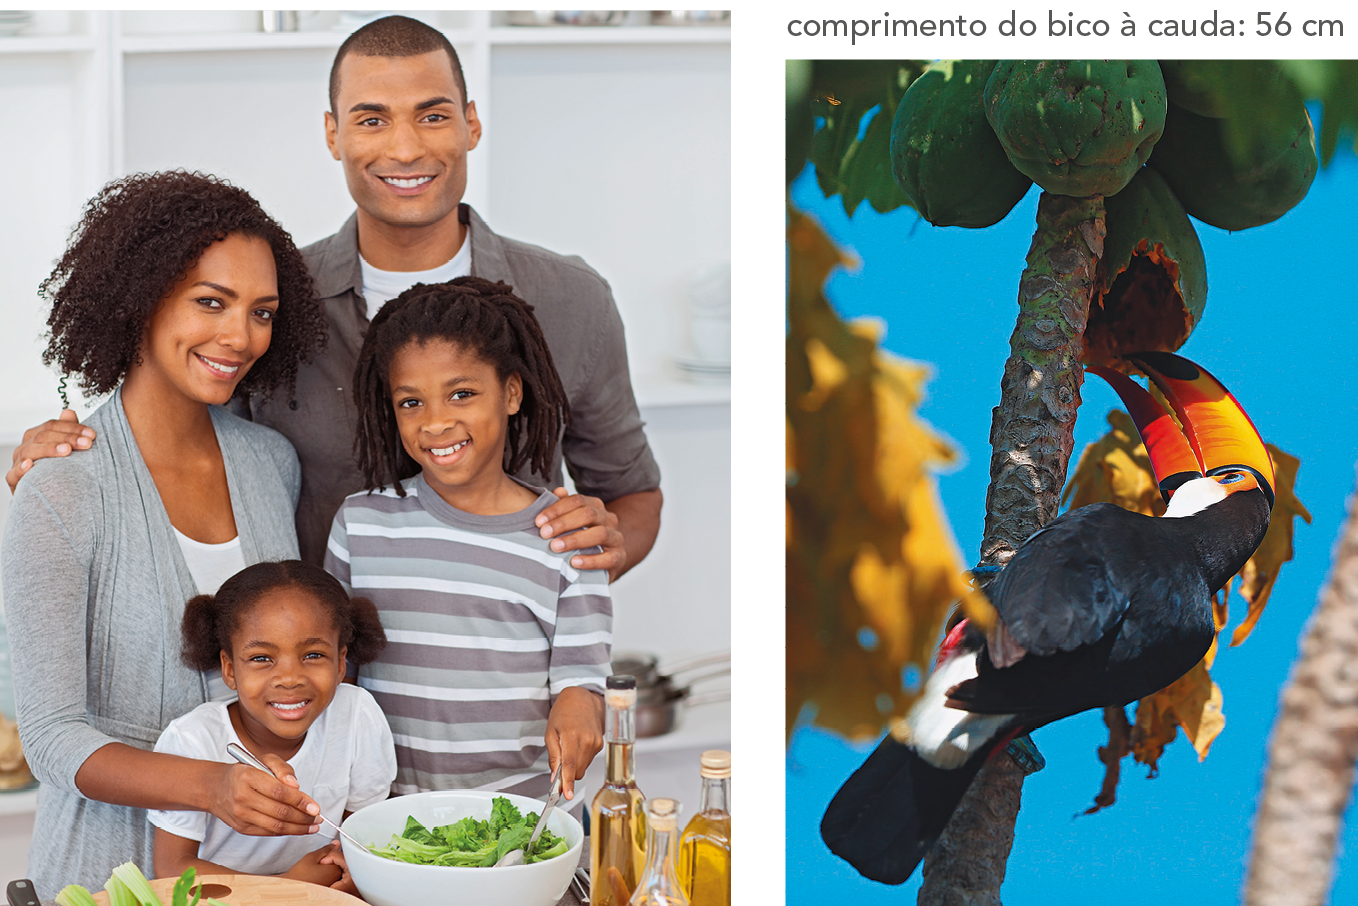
[341,789,584,906]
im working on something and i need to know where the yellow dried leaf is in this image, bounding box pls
[1084,705,1132,815]
[1228,445,1312,646]
[1063,409,1167,517]
[1132,657,1225,771]
[786,207,991,741]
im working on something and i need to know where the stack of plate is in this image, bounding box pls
[0,10,33,36]
[674,355,730,384]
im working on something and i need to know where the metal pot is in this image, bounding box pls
[611,652,730,738]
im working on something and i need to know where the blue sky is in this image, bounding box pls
[787,107,1358,904]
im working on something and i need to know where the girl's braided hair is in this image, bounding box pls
[352,276,569,494]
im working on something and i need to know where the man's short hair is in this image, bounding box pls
[329,15,468,113]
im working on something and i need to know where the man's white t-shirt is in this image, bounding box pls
[359,238,471,321]
[149,684,396,875]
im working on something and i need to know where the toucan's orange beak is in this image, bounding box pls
[1086,363,1203,500]
[1130,352,1275,508]
[1088,352,1275,509]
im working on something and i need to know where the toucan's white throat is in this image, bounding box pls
[1164,476,1229,518]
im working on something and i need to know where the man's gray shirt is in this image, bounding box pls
[247,205,661,564]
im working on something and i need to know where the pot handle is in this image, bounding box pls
[684,690,731,707]
[671,667,731,687]
[662,651,731,677]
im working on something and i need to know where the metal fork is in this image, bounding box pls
[570,867,591,902]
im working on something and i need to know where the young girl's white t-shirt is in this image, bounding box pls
[148,684,396,875]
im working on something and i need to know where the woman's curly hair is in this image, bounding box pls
[40,170,327,400]
[352,276,569,495]
[180,560,387,672]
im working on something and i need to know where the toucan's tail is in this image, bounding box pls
[820,733,989,884]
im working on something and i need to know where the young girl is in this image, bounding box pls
[324,276,611,804]
[150,560,396,893]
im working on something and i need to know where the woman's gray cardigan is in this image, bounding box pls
[2,389,301,896]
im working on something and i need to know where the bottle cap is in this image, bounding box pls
[700,749,731,778]
[646,797,680,830]
[605,675,637,710]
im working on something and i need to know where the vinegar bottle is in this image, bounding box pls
[677,750,731,906]
[591,675,647,906]
[627,798,690,906]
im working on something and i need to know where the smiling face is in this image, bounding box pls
[388,338,525,513]
[221,586,347,760]
[131,233,279,408]
[325,51,482,238]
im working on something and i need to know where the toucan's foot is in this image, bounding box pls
[1005,734,1045,774]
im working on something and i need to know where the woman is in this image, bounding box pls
[1,171,329,895]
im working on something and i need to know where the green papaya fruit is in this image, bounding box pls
[889,60,1032,228]
[1085,167,1206,364]
[1159,60,1291,119]
[984,60,1166,197]
[1148,101,1316,231]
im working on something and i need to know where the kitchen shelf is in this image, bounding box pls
[118,27,494,55]
[487,26,730,45]
[119,30,349,54]
[0,34,95,54]
[114,25,728,55]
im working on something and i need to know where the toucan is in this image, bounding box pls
[820,351,1275,885]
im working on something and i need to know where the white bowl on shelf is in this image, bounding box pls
[341,789,584,906]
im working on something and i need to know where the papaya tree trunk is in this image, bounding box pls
[919,192,1105,905]
[1243,466,1358,906]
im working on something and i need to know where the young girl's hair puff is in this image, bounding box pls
[180,560,386,672]
[352,276,569,495]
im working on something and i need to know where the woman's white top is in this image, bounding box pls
[173,527,246,702]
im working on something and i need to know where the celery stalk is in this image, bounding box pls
[109,862,162,906]
[170,867,200,906]
[104,877,138,906]
[54,885,99,906]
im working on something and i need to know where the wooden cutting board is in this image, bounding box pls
[91,874,365,905]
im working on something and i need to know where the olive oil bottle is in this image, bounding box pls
[676,750,731,906]
[627,798,690,906]
[591,675,647,906]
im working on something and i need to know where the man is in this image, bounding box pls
[10,15,661,581]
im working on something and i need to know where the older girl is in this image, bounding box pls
[325,277,610,803]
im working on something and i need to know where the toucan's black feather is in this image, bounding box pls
[821,733,991,884]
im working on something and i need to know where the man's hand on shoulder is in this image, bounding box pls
[535,487,663,583]
[7,410,96,493]
[536,489,625,576]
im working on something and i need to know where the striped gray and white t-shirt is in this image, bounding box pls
[324,474,612,797]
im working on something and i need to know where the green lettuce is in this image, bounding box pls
[368,796,568,867]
